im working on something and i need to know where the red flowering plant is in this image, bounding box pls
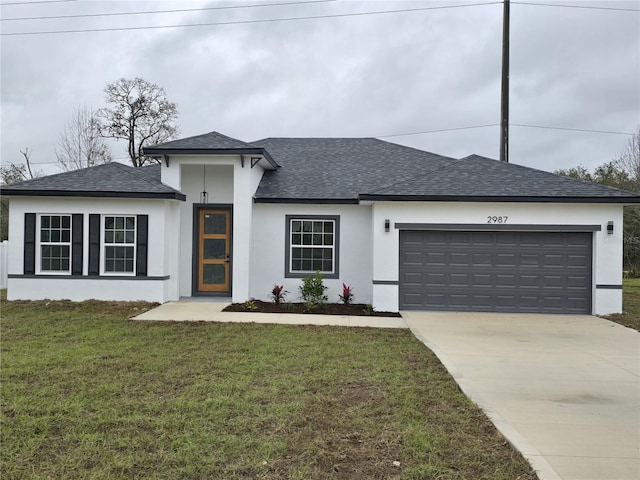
[270,284,288,305]
[339,283,354,305]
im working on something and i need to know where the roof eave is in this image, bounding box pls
[357,194,640,204]
[1,189,187,201]
[142,147,280,169]
[254,197,359,205]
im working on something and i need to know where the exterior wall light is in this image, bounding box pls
[607,221,614,235]
[385,219,390,232]
[201,165,208,204]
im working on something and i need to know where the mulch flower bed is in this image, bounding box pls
[223,300,402,317]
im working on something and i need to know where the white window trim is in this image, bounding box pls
[36,214,72,275]
[285,215,340,279]
[100,214,137,276]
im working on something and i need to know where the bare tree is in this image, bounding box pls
[56,107,112,172]
[1,148,41,184]
[97,77,178,167]
[1,148,41,241]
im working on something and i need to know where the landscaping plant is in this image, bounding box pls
[339,283,354,305]
[299,270,328,307]
[270,284,288,305]
[244,298,258,311]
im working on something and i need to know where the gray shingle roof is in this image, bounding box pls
[359,154,639,201]
[3,135,638,204]
[143,131,279,169]
[251,140,640,203]
[145,131,256,150]
[251,137,454,202]
[1,162,185,200]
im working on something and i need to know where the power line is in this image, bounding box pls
[14,122,636,166]
[378,123,636,138]
[1,0,335,22]
[377,124,499,138]
[511,1,640,12]
[0,0,76,5]
[511,123,636,136]
[1,1,502,36]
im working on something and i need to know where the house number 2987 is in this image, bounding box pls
[487,216,508,224]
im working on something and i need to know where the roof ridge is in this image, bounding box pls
[370,137,456,160]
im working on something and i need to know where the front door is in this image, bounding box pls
[197,208,231,293]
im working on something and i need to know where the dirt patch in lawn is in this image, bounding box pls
[223,300,402,317]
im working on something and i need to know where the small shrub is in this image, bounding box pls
[299,270,328,306]
[244,298,257,311]
[270,284,288,305]
[339,283,354,305]
[362,304,375,316]
[283,301,294,311]
[303,300,317,313]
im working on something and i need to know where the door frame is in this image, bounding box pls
[191,204,233,297]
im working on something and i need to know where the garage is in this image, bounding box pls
[399,230,593,314]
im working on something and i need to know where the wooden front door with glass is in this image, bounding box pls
[197,208,231,293]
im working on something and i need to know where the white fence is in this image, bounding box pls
[0,240,8,289]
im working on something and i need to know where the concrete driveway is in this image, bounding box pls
[403,312,640,480]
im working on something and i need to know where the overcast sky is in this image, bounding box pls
[1,0,639,176]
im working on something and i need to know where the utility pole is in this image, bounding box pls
[500,0,510,162]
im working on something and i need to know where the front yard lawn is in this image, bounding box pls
[0,296,536,480]
[603,278,640,332]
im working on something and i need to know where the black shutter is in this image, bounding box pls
[136,215,148,277]
[24,213,36,274]
[88,214,100,276]
[71,214,83,276]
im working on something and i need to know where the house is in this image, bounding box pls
[3,131,640,315]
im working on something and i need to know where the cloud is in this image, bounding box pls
[1,0,638,175]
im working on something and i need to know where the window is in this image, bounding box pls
[103,216,136,274]
[39,215,71,272]
[285,215,339,278]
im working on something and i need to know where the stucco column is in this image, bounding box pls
[371,202,400,311]
[232,163,252,302]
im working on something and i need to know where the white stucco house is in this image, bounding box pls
[3,131,639,315]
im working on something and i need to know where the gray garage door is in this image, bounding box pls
[399,230,592,314]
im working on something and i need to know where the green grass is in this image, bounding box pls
[0,296,536,480]
[604,278,640,331]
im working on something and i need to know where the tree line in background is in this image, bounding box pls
[0,77,179,240]
[555,130,640,273]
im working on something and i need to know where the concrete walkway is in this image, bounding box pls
[132,301,408,328]
[403,311,640,480]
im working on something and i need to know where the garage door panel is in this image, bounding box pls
[401,272,423,286]
[425,293,446,306]
[472,274,492,286]
[495,233,519,246]
[399,231,592,313]
[450,273,470,286]
[541,275,563,288]
[472,253,493,265]
[543,254,564,266]
[402,252,423,265]
[450,252,471,265]
[496,253,517,267]
[567,255,590,267]
[471,232,494,245]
